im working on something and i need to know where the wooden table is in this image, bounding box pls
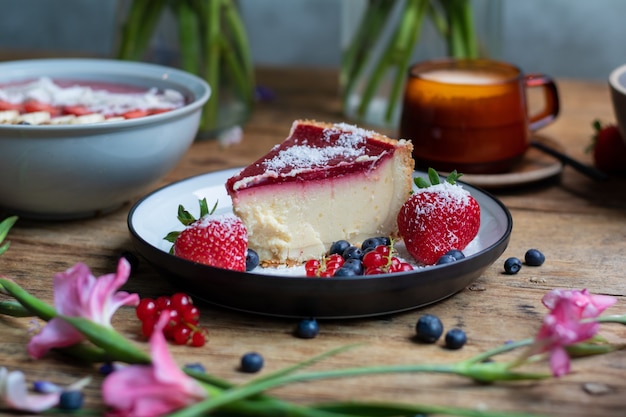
[1,67,625,416]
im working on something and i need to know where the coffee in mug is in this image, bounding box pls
[399,59,559,174]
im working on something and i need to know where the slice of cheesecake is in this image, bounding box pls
[225,119,414,266]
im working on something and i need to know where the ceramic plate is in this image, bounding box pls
[128,168,512,319]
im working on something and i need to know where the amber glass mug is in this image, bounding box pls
[399,59,560,174]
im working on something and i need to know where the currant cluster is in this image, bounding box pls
[304,237,413,277]
[135,292,208,347]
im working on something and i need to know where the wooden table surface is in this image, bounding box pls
[1,67,625,416]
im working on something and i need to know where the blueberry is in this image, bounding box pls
[333,266,359,277]
[240,352,264,373]
[524,249,545,266]
[415,314,444,343]
[444,249,465,261]
[245,249,260,271]
[329,240,351,256]
[444,328,467,350]
[295,318,319,339]
[184,363,206,373]
[342,246,363,261]
[58,390,84,410]
[504,257,522,274]
[98,362,119,376]
[33,380,61,394]
[341,258,364,275]
[361,237,385,252]
[436,254,457,265]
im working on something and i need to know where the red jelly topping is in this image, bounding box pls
[226,122,396,192]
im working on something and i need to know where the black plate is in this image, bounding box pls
[127,168,512,318]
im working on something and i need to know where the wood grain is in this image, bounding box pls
[1,67,625,416]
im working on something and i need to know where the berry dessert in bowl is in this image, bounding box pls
[0,58,210,220]
[128,120,512,318]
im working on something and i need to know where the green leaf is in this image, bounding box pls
[414,177,430,189]
[0,215,17,255]
[163,231,180,244]
[177,204,197,226]
[446,170,463,184]
[427,167,441,185]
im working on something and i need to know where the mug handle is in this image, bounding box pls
[524,73,560,131]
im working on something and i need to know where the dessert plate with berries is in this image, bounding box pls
[128,168,512,318]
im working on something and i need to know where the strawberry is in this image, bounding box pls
[164,198,248,271]
[587,120,626,173]
[397,168,480,265]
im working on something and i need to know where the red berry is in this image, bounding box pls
[141,318,156,338]
[172,212,248,271]
[375,244,391,257]
[155,296,171,311]
[172,324,192,345]
[305,259,321,277]
[398,169,480,265]
[136,298,157,321]
[589,120,626,173]
[190,330,207,347]
[170,292,192,312]
[182,306,200,324]
[362,251,385,269]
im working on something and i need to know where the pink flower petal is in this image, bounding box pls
[28,258,140,359]
[0,367,60,412]
[102,312,207,417]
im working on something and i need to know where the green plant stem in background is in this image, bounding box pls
[117,0,255,136]
[342,0,480,125]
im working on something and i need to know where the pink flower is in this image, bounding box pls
[535,288,616,376]
[102,311,207,417]
[28,258,140,359]
[0,367,60,412]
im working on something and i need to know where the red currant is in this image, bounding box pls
[155,296,171,311]
[172,324,192,345]
[136,298,157,321]
[305,259,321,277]
[182,305,200,324]
[362,251,384,269]
[170,292,192,312]
[190,330,208,347]
[141,317,156,338]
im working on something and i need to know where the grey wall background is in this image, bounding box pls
[0,0,624,80]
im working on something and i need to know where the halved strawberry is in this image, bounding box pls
[164,199,248,271]
[23,100,60,116]
[397,169,480,265]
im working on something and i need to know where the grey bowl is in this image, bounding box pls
[0,58,210,220]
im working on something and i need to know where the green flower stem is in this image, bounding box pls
[222,0,255,104]
[117,0,167,61]
[199,0,222,132]
[314,401,550,417]
[596,314,626,325]
[384,0,429,122]
[174,0,202,74]
[59,316,151,365]
[169,354,549,417]
[0,300,33,317]
[444,0,478,58]
[341,0,396,105]
[0,278,56,320]
[0,215,17,255]
[356,0,428,122]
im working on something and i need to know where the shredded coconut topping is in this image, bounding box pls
[263,123,373,172]
[0,77,185,115]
